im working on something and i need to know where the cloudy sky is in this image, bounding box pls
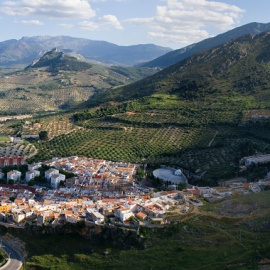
[0,0,269,49]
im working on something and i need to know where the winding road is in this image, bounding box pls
[0,238,23,270]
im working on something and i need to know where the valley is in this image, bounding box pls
[0,24,270,270]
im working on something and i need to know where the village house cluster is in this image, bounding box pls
[0,114,32,123]
[43,156,138,190]
[182,178,270,203]
[0,187,186,226]
[0,156,269,227]
[0,157,187,226]
[0,179,268,227]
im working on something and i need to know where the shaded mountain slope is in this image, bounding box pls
[91,31,270,106]
[140,22,270,69]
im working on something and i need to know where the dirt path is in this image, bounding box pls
[208,130,218,147]
[26,143,38,159]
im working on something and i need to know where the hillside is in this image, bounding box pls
[0,36,172,67]
[2,31,270,185]
[92,31,270,105]
[35,30,270,185]
[0,50,155,113]
[139,22,270,69]
[27,49,92,73]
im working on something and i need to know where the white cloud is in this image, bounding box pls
[1,0,95,19]
[19,19,44,26]
[79,15,123,31]
[59,23,74,29]
[89,0,127,2]
[125,0,244,46]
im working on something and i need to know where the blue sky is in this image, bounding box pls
[0,0,269,49]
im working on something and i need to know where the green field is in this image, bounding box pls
[22,93,270,186]
[0,135,9,142]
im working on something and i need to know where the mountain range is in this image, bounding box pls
[2,22,270,114]
[0,36,172,67]
[139,22,270,69]
[2,22,270,71]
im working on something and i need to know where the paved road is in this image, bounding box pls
[0,238,23,270]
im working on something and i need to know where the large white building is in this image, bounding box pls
[28,163,41,171]
[91,211,105,224]
[25,170,40,182]
[50,173,66,189]
[45,169,59,180]
[7,170,21,181]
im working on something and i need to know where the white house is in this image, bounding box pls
[34,169,40,177]
[7,170,21,181]
[91,211,105,224]
[25,170,40,182]
[66,214,80,224]
[240,154,270,167]
[28,163,41,171]
[12,209,25,223]
[49,203,61,212]
[51,173,66,189]
[119,209,134,222]
[195,186,212,197]
[249,184,261,193]
[65,163,74,170]
[213,187,232,197]
[45,169,59,180]
[23,209,33,218]
[25,171,35,182]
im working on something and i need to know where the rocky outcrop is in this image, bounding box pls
[15,223,144,250]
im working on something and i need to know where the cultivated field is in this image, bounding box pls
[0,143,36,158]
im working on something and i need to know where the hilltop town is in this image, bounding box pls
[0,156,269,228]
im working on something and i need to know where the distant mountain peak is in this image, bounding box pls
[26,48,92,73]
